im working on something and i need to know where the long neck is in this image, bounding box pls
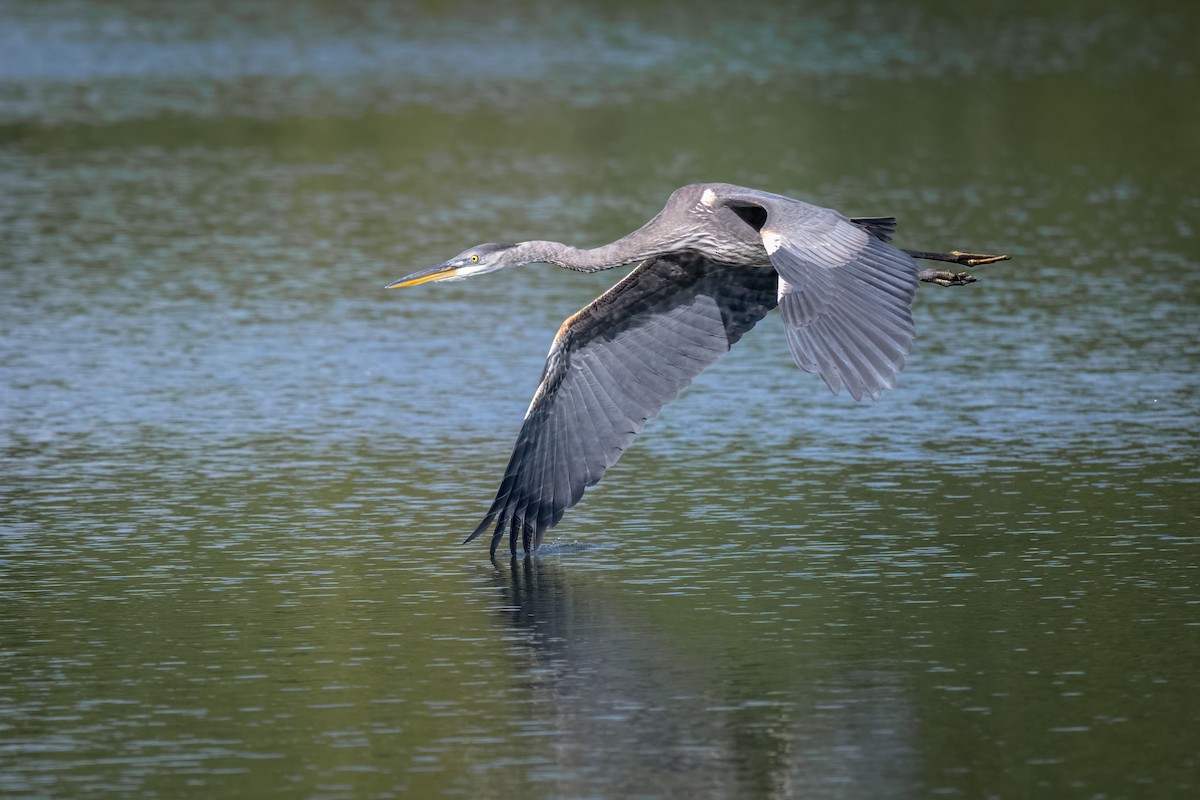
[514,223,674,273]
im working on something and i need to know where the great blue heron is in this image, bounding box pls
[387,183,1007,558]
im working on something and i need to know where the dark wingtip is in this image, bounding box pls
[463,513,495,546]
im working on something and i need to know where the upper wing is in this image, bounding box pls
[466,253,778,558]
[720,188,919,401]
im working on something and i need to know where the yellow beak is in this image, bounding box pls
[385,264,459,289]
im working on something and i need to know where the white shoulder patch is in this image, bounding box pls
[700,188,718,207]
[761,230,785,255]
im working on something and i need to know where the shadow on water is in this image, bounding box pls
[487,555,922,798]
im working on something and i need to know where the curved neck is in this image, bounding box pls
[513,226,673,273]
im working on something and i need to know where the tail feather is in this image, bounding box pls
[851,216,897,242]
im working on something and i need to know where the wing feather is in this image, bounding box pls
[533,407,556,544]
[549,401,573,529]
[467,253,777,556]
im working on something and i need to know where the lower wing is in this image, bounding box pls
[467,253,777,557]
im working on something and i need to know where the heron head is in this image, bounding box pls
[385,243,520,288]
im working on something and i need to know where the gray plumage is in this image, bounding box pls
[386,183,1008,558]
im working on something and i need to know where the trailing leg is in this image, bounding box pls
[905,249,1009,287]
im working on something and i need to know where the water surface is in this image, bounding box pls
[2,1,1198,798]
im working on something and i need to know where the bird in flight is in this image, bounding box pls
[387,183,1007,559]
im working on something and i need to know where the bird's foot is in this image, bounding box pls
[948,251,1010,268]
[919,269,977,287]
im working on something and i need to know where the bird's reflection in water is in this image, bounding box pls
[489,556,922,798]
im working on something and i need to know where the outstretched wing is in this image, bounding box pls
[717,187,919,401]
[466,253,778,557]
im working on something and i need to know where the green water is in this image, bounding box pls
[2,1,1198,797]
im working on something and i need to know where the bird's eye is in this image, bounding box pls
[470,254,479,263]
